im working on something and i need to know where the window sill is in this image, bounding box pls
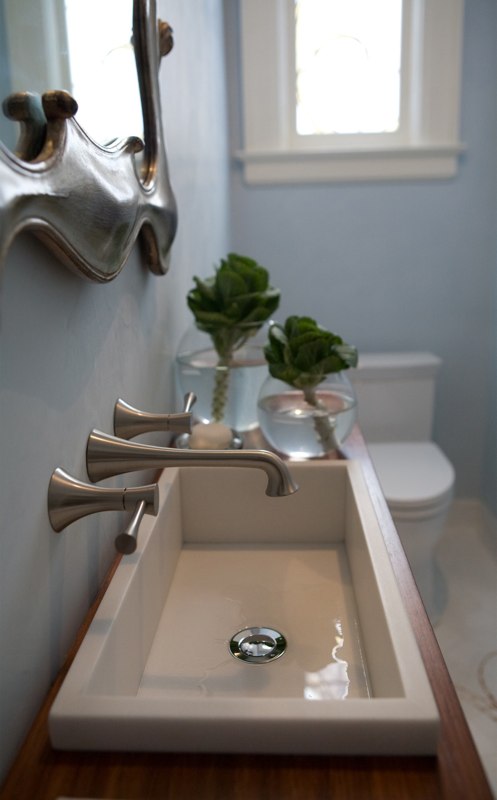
[235,142,466,185]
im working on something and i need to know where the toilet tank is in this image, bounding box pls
[349,352,442,442]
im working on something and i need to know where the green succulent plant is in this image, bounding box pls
[264,315,358,451]
[187,253,280,423]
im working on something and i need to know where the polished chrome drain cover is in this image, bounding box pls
[229,627,287,664]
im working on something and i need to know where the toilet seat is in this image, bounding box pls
[368,441,455,516]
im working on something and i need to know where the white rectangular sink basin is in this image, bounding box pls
[49,460,439,755]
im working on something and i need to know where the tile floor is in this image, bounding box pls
[432,500,497,797]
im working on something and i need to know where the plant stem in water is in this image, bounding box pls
[211,357,231,422]
[210,329,257,422]
[302,386,338,453]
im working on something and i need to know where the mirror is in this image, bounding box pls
[0,0,143,151]
[0,0,177,282]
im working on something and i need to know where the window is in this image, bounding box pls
[295,0,402,137]
[236,0,465,184]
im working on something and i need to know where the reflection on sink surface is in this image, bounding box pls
[49,461,439,755]
[138,545,370,701]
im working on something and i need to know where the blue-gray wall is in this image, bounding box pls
[225,0,497,512]
[0,0,229,782]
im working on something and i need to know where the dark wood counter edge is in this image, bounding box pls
[0,431,492,800]
[342,428,492,798]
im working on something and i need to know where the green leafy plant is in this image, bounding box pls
[264,315,358,451]
[187,253,280,422]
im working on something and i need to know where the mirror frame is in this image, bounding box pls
[0,0,177,282]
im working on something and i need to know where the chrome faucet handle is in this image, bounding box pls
[113,392,197,439]
[114,499,148,555]
[182,391,196,414]
[48,467,159,534]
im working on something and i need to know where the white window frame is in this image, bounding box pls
[236,0,465,184]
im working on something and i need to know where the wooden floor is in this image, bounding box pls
[0,429,492,800]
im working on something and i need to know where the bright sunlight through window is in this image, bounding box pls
[295,0,403,136]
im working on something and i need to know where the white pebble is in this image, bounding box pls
[188,422,233,449]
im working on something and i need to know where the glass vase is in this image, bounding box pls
[175,324,270,431]
[257,372,357,459]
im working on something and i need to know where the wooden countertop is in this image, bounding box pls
[0,428,492,800]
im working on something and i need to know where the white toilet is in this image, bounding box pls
[350,352,455,623]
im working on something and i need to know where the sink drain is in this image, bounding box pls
[229,627,287,664]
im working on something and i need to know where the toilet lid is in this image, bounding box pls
[368,442,455,511]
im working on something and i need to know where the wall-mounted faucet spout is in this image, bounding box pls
[87,430,299,498]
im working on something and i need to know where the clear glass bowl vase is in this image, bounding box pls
[175,324,270,431]
[257,372,357,459]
